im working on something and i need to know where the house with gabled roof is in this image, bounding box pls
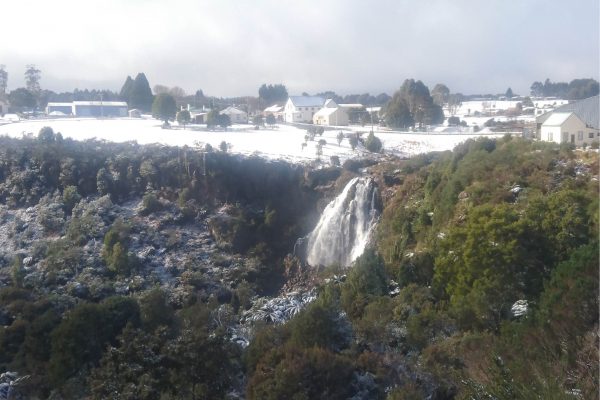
[284,96,325,123]
[313,99,349,126]
[221,106,248,124]
[537,96,599,146]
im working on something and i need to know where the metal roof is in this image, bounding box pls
[537,96,599,129]
[288,96,325,107]
[73,101,128,107]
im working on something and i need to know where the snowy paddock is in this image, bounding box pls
[0,118,502,163]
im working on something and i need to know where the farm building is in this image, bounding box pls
[73,101,128,117]
[284,96,325,123]
[46,101,128,117]
[221,106,248,123]
[537,96,599,146]
[313,99,349,126]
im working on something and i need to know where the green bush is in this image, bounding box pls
[139,192,162,215]
[365,132,383,153]
[341,249,387,320]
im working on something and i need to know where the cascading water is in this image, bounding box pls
[305,177,380,267]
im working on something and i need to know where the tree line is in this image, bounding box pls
[530,78,598,99]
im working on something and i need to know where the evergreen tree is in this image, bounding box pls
[431,83,450,106]
[8,88,36,110]
[384,95,413,129]
[151,93,176,124]
[24,64,41,96]
[384,79,445,128]
[176,109,191,129]
[119,75,134,102]
[505,87,514,98]
[258,84,288,106]
[129,73,154,111]
[0,64,7,96]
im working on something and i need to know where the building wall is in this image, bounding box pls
[74,105,127,117]
[223,112,247,123]
[541,114,599,146]
[313,108,349,126]
[284,99,320,122]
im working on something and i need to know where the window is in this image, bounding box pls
[548,132,553,141]
[578,131,583,140]
[589,132,594,138]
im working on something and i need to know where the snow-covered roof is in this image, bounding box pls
[264,105,283,113]
[73,101,128,107]
[542,112,576,127]
[339,103,364,109]
[366,106,382,113]
[314,107,342,118]
[221,106,247,115]
[541,96,599,129]
[47,102,73,107]
[324,99,338,108]
[288,96,325,107]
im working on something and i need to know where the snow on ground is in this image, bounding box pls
[0,118,503,163]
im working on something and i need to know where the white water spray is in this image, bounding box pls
[305,177,379,267]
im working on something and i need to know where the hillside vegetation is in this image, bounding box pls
[0,131,597,399]
[245,136,598,399]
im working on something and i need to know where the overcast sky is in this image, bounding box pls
[1,0,598,97]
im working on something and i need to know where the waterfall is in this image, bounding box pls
[305,177,380,267]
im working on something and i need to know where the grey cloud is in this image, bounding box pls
[1,0,597,97]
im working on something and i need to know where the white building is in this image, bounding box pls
[128,109,142,118]
[263,104,284,121]
[284,96,325,123]
[537,96,599,146]
[540,112,599,146]
[73,101,128,117]
[221,106,248,123]
[313,99,349,126]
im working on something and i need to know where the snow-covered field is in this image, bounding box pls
[0,118,502,163]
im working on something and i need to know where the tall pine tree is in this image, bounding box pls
[121,73,153,111]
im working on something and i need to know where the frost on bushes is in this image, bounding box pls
[36,193,65,234]
[68,195,113,241]
[243,289,317,324]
